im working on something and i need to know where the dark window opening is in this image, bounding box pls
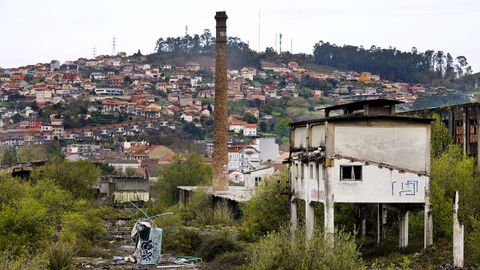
[469,119,478,143]
[340,165,362,181]
[455,120,464,143]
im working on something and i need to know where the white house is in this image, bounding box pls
[228,145,261,172]
[243,166,275,188]
[180,113,194,122]
[243,123,257,137]
[288,99,433,249]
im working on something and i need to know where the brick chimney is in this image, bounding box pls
[212,11,229,191]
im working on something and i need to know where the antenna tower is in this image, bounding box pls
[279,33,282,54]
[275,33,277,52]
[92,47,96,58]
[112,36,116,56]
[185,25,188,36]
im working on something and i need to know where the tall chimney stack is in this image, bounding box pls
[212,11,229,191]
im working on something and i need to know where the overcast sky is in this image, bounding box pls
[0,0,479,71]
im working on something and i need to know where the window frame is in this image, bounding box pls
[340,165,362,181]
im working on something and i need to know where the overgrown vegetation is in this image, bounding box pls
[0,160,108,269]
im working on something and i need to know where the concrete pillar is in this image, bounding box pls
[453,191,464,268]
[463,108,468,155]
[324,167,334,243]
[399,205,409,248]
[477,115,480,166]
[424,187,434,248]
[305,200,315,240]
[360,204,367,239]
[290,197,298,232]
[179,189,186,207]
[377,203,387,243]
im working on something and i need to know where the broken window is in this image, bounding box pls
[469,119,478,143]
[455,120,464,144]
[340,165,362,181]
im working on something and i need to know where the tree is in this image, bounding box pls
[0,196,53,256]
[16,145,48,163]
[430,114,451,158]
[155,153,212,207]
[242,113,257,124]
[125,167,138,177]
[31,159,101,199]
[1,148,16,167]
[240,169,289,241]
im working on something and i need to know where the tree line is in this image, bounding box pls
[154,30,259,69]
[313,41,473,83]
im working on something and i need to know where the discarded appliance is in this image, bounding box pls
[131,220,163,265]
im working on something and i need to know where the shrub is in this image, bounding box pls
[161,226,202,255]
[59,208,106,254]
[46,241,76,270]
[0,196,53,256]
[195,236,243,262]
[0,251,46,270]
[243,226,364,270]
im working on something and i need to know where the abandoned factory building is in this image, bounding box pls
[403,102,480,160]
[287,99,433,248]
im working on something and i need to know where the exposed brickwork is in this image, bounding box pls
[212,11,229,191]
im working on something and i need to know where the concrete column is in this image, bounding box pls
[399,205,409,248]
[453,191,464,268]
[463,108,468,155]
[324,166,334,243]
[305,200,315,240]
[179,189,185,207]
[377,203,387,243]
[424,186,434,248]
[477,116,480,165]
[360,204,367,239]
[290,197,298,233]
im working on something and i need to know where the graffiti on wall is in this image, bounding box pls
[391,180,419,196]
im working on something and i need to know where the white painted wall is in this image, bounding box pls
[311,125,325,147]
[334,125,428,173]
[331,158,427,203]
[293,127,307,148]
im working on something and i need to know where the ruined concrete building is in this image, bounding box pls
[404,102,480,160]
[287,99,433,248]
[212,11,229,191]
